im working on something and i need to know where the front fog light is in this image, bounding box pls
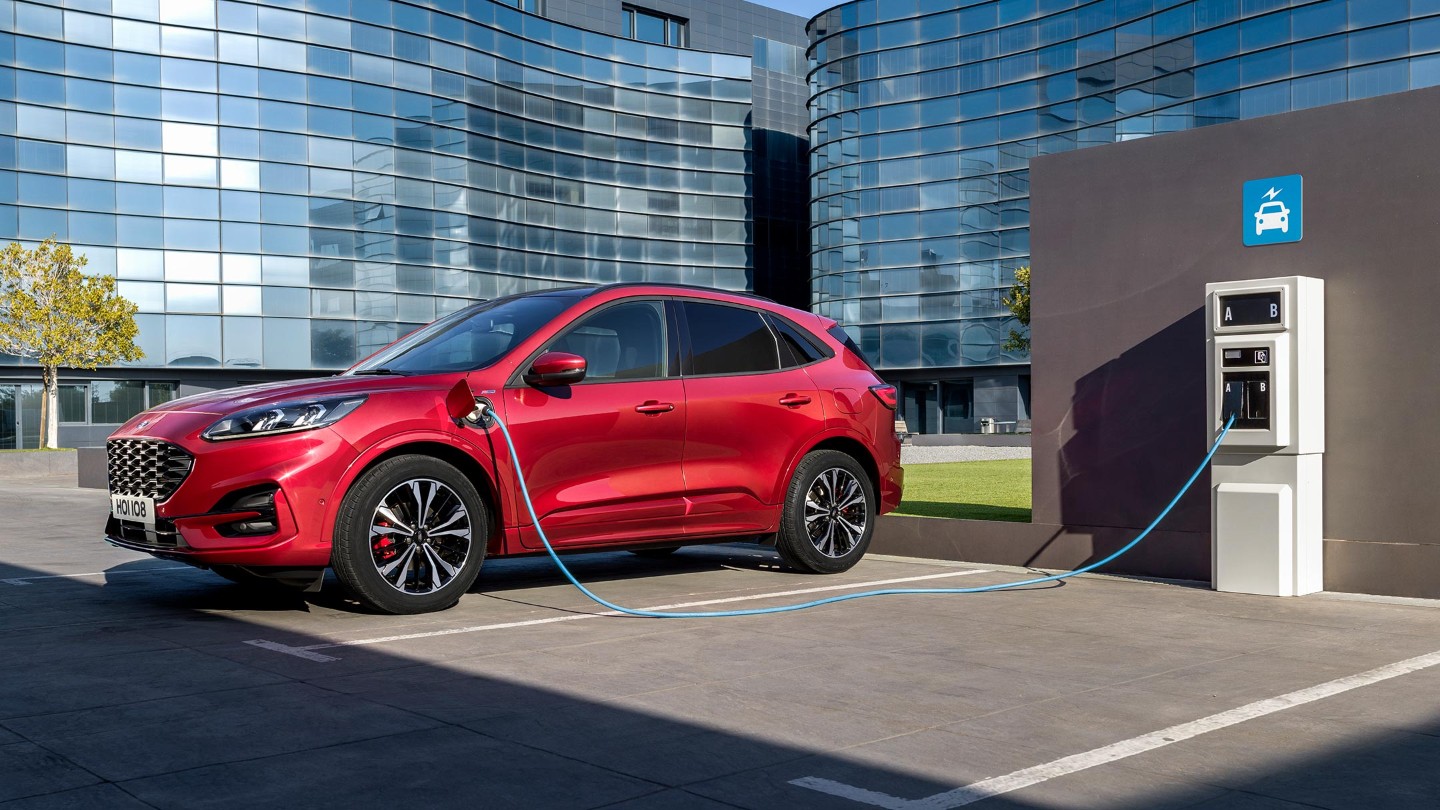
[203,396,366,441]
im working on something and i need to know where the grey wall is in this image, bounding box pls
[543,0,807,54]
[873,85,1440,598]
[1024,85,1440,597]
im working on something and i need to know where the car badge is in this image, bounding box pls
[137,419,152,430]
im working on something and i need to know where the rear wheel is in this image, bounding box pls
[775,450,875,574]
[331,455,487,614]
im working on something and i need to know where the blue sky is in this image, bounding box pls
[751,0,839,20]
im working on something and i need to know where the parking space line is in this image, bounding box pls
[1,566,192,585]
[792,647,1440,808]
[244,568,993,662]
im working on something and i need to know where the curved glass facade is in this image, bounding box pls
[807,0,1440,385]
[0,0,762,371]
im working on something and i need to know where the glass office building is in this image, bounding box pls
[807,0,1440,434]
[0,0,807,447]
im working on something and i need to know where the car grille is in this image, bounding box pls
[106,515,184,550]
[107,439,194,501]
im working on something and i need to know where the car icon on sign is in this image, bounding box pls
[1255,200,1290,235]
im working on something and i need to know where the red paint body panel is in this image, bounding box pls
[104,285,904,571]
[679,367,826,535]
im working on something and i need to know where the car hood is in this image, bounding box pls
[145,375,433,417]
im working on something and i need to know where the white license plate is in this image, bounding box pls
[111,494,156,527]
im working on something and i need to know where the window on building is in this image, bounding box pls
[623,6,687,47]
[497,0,543,12]
[89,380,180,424]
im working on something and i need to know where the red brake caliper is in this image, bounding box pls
[374,520,397,560]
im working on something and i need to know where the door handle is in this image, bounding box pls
[779,394,813,407]
[635,401,675,414]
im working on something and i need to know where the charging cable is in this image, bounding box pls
[483,403,1236,618]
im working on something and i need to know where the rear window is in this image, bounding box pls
[828,325,877,371]
[767,314,829,368]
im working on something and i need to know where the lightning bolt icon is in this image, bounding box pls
[1263,187,1281,201]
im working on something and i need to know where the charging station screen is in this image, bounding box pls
[1222,347,1271,367]
[1218,292,1282,327]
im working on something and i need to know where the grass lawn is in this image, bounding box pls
[895,458,1032,522]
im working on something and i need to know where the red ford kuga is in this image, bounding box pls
[104,284,904,614]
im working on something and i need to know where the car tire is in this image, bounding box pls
[775,449,875,574]
[629,546,681,558]
[331,455,487,614]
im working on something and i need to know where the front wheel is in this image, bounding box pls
[331,455,487,614]
[775,450,875,574]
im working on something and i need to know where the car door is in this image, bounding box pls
[501,298,687,548]
[678,299,827,536]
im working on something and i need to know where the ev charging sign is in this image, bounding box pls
[1243,175,1303,246]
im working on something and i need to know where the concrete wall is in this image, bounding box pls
[874,85,1440,599]
[0,450,75,479]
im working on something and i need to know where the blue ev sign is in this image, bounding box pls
[1243,175,1303,247]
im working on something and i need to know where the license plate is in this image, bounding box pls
[111,494,156,527]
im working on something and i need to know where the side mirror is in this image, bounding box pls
[525,351,587,387]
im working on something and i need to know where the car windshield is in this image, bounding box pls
[1260,202,1284,211]
[346,292,583,376]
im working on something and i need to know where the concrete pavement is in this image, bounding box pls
[2,479,1439,808]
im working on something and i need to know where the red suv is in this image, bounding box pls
[105,285,903,613]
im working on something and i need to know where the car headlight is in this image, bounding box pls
[202,396,367,441]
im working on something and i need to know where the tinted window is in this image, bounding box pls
[767,314,829,368]
[348,293,576,375]
[550,300,667,381]
[828,325,878,372]
[684,301,778,376]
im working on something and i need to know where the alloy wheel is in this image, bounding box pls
[804,467,868,558]
[369,478,473,594]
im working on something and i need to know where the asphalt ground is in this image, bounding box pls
[3,477,1439,809]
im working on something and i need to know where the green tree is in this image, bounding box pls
[0,239,141,448]
[1000,265,1030,353]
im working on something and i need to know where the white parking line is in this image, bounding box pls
[245,568,993,662]
[2,566,191,585]
[792,647,1440,808]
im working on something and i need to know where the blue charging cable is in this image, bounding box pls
[485,406,1236,618]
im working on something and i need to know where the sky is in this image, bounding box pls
[750,0,840,20]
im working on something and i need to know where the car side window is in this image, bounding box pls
[683,301,780,376]
[549,300,667,382]
[767,314,829,369]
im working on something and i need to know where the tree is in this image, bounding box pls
[0,238,141,448]
[1000,265,1031,353]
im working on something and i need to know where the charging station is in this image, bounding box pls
[1206,276,1324,596]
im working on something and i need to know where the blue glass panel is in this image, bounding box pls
[66,45,112,79]
[1291,70,1347,109]
[1239,46,1289,85]
[15,37,63,73]
[1292,35,1347,74]
[164,219,220,251]
[1238,80,1289,117]
[166,315,221,367]
[117,183,163,216]
[114,53,161,86]
[1195,0,1240,28]
[1413,54,1440,88]
[1349,0,1408,28]
[1292,0,1346,40]
[1415,18,1440,54]
[1348,59,1408,98]
[1349,25,1409,65]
